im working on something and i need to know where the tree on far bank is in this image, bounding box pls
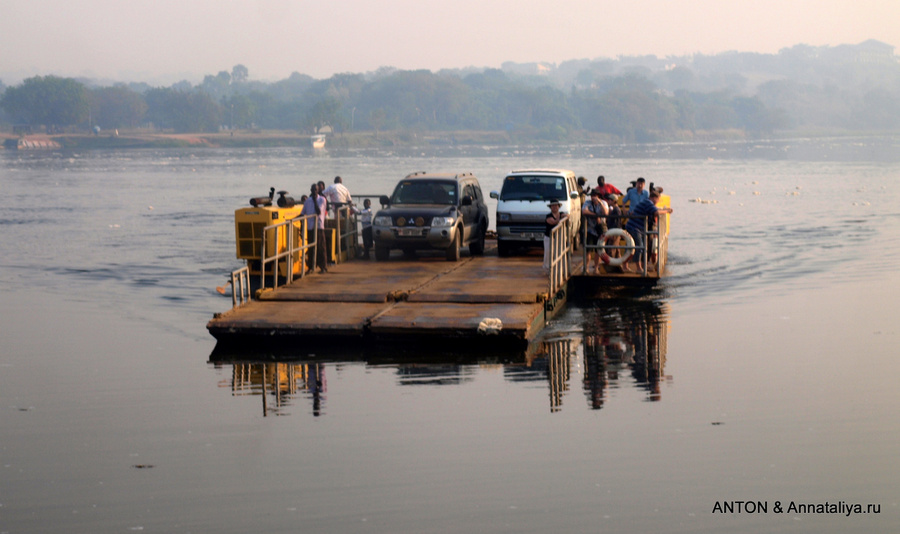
[144,87,222,132]
[90,85,147,129]
[231,64,249,84]
[369,108,386,137]
[0,75,89,130]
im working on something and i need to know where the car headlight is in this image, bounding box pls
[431,216,455,228]
[497,212,511,222]
[374,216,392,226]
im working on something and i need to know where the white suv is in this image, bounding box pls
[489,169,582,257]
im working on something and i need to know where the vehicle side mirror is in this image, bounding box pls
[379,195,391,206]
[570,191,578,199]
[490,191,499,199]
[461,195,473,206]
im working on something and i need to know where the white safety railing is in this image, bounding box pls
[260,213,318,290]
[580,214,668,277]
[656,214,669,276]
[548,220,571,297]
[331,203,359,264]
[226,266,251,308]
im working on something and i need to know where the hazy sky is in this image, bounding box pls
[2,0,897,85]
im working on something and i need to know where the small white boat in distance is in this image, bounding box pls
[310,134,326,149]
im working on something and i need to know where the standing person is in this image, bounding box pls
[323,176,353,214]
[605,193,622,229]
[595,175,622,197]
[316,181,329,214]
[543,200,567,270]
[581,189,609,273]
[323,176,354,257]
[577,176,588,204]
[604,193,623,260]
[624,190,672,273]
[622,177,649,209]
[303,183,329,273]
[359,198,373,260]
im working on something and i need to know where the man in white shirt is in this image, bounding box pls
[323,176,352,214]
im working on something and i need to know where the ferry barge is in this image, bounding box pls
[207,189,670,351]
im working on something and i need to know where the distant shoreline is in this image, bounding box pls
[2,128,897,151]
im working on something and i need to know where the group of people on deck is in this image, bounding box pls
[545,175,673,274]
[299,173,670,275]
[299,176,374,273]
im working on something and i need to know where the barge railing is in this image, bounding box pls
[332,194,386,264]
[580,213,668,277]
[331,203,358,264]
[656,214,668,276]
[548,220,571,298]
[259,213,317,291]
[225,266,251,309]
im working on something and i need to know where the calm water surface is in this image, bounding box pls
[1,140,898,533]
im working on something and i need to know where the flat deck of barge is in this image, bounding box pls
[207,246,564,350]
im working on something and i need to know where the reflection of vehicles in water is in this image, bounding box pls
[209,298,668,415]
[580,299,670,408]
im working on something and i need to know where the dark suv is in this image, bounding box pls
[373,172,489,261]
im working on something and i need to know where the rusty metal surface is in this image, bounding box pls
[407,255,548,303]
[208,301,390,337]
[259,255,473,302]
[369,302,545,340]
[207,250,550,344]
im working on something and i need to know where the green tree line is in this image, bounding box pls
[2,41,899,140]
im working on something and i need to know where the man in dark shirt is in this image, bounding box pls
[625,191,672,273]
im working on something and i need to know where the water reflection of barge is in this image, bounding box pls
[209,299,669,415]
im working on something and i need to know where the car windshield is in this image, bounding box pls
[390,180,457,205]
[500,176,567,201]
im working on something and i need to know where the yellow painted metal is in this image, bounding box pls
[657,194,671,235]
[234,205,304,275]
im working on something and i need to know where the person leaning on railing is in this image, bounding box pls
[543,199,567,271]
[303,183,329,274]
[624,190,672,274]
[323,176,353,217]
[581,188,609,274]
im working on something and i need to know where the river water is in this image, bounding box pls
[1,138,899,533]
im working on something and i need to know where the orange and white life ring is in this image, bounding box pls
[599,228,635,267]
